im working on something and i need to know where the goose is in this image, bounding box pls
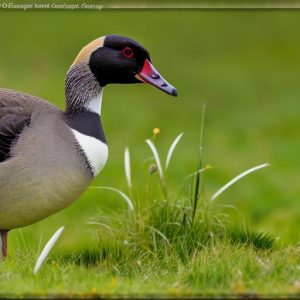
[0,35,177,258]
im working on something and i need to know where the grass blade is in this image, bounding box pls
[192,104,206,222]
[145,139,164,181]
[34,226,64,274]
[124,147,132,189]
[91,186,134,211]
[147,226,172,248]
[210,163,271,202]
[165,133,184,170]
[87,221,112,232]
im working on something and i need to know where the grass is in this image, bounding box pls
[0,246,299,296]
[0,9,300,297]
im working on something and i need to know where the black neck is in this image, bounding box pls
[64,109,106,144]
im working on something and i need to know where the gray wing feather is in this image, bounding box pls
[0,88,58,162]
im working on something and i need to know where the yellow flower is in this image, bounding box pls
[91,288,97,294]
[153,128,160,135]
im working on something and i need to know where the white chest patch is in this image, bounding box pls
[71,129,108,176]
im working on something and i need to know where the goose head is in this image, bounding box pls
[66,35,177,112]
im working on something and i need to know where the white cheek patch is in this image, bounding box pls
[71,129,108,176]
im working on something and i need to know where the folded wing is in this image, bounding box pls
[0,88,57,162]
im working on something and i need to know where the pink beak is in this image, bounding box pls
[135,59,177,97]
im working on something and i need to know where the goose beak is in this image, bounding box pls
[135,59,178,97]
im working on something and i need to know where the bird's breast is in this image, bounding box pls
[71,128,108,176]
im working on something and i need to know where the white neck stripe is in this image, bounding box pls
[85,88,103,115]
[71,129,108,176]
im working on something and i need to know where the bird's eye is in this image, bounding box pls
[122,47,134,58]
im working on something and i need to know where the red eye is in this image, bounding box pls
[122,47,134,58]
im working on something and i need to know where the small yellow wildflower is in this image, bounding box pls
[91,288,97,294]
[153,128,160,135]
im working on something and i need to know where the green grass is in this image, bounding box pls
[0,245,299,296]
[0,8,300,297]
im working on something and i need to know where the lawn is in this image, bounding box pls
[0,8,299,297]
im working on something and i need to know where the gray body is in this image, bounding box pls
[0,89,92,229]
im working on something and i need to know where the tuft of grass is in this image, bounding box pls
[86,116,274,270]
[29,112,276,295]
[58,247,103,267]
[228,227,275,250]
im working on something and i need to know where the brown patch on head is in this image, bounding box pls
[73,36,105,65]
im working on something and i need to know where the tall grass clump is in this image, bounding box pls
[78,106,273,270]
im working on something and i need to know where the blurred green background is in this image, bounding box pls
[0,9,299,251]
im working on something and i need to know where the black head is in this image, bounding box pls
[90,35,149,86]
[73,35,177,96]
